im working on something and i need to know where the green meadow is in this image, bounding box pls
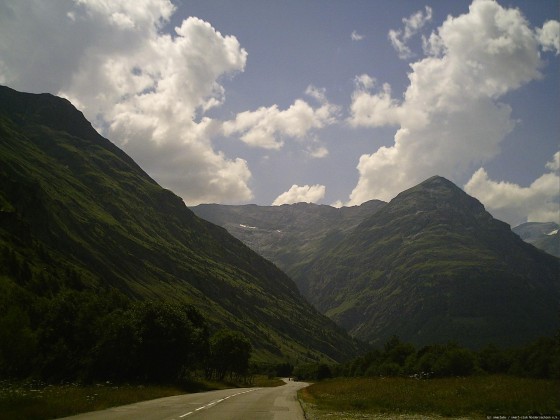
[299,376,560,419]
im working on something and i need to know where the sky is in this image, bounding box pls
[0,0,558,227]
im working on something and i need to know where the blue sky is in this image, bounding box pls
[0,0,558,226]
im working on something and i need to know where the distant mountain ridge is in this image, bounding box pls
[194,176,560,349]
[191,199,386,281]
[513,222,559,257]
[0,85,362,363]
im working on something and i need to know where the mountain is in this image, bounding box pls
[0,85,362,363]
[190,200,386,283]
[300,176,560,348]
[513,222,560,257]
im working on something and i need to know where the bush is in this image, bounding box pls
[432,348,475,377]
[478,344,512,374]
[293,363,334,381]
[341,335,560,380]
[378,362,401,376]
[316,364,332,380]
[509,337,560,379]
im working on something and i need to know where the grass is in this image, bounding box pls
[298,375,560,419]
[0,380,187,420]
[0,375,284,420]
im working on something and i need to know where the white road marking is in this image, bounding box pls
[178,389,257,418]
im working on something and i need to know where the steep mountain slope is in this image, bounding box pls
[301,176,560,348]
[0,85,362,363]
[513,222,559,257]
[191,200,386,282]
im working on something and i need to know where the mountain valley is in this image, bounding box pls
[1,84,558,374]
[191,199,386,282]
[195,178,560,349]
[0,85,362,366]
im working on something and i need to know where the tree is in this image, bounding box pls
[383,336,415,367]
[478,344,511,374]
[207,330,252,381]
[413,343,475,377]
[130,302,208,382]
[0,306,36,374]
[316,363,331,380]
[433,348,475,377]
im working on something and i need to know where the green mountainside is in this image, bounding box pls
[301,176,560,348]
[190,200,385,282]
[0,85,362,364]
[513,222,559,257]
[192,179,559,350]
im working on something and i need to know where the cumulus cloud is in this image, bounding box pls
[348,75,403,128]
[272,184,326,205]
[464,154,560,226]
[388,6,432,59]
[222,85,339,150]
[0,0,253,205]
[537,20,560,55]
[346,0,558,210]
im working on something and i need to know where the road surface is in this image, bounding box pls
[62,379,309,420]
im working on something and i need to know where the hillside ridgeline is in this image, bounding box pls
[0,85,362,367]
[191,199,386,282]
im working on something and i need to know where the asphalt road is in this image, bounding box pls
[62,379,309,420]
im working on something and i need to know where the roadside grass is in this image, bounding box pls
[298,375,560,419]
[0,375,283,420]
[0,381,186,420]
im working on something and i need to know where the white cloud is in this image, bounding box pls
[537,20,560,55]
[348,77,402,128]
[307,145,329,159]
[546,151,560,171]
[346,0,557,211]
[305,85,328,103]
[351,30,364,41]
[272,184,326,205]
[464,154,560,226]
[331,200,344,209]
[223,86,339,150]
[0,0,253,205]
[354,74,375,90]
[388,6,432,59]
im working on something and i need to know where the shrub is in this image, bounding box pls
[478,344,512,374]
[378,362,401,376]
[432,348,475,377]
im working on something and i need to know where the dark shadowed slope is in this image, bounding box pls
[0,85,362,363]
